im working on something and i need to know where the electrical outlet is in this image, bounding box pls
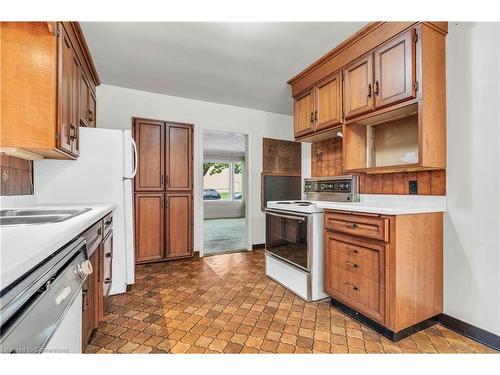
[409,180,418,195]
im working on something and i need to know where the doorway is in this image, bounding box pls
[202,130,248,255]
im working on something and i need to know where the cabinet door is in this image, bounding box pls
[374,30,415,109]
[93,244,104,325]
[165,123,193,190]
[166,193,192,259]
[89,90,96,127]
[293,89,314,138]
[343,53,374,119]
[57,24,74,155]
[89,251,99,329]
[81,269,93,351]
[79,72,90,127]
[133,119,165,191]
[102,231,113,310]
[70,54,80,156]
[314,72,342,131]
[135,193,165,263]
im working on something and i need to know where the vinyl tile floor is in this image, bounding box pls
[86,250,497,354]
[203,218,246,255]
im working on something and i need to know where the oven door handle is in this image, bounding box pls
[266,211,307,222]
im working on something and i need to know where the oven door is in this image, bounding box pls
[265,209,311,272]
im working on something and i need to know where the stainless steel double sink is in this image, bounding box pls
[0,208,91,226]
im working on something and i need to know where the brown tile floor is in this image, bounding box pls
[86,250,497,354]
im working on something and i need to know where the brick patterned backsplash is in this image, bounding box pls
[311,137,446,196]
[0,155,34,196]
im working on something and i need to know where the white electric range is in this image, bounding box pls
[264,175,359,302]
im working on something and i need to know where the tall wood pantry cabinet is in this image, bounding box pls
[133,118,194,263]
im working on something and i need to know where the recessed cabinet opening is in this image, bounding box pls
[367,115,419,168]
[344,103,422,171]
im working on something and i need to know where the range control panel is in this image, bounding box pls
[304,175,359,202]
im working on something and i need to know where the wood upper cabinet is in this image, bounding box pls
[0,22,99,160]
[166,193,193,259]
[343,53,374,119]
[374,30,416,109]
[57,24,76,156]
[134,119,165,191]
[135,193,165,263]
[79,71,97,127]
[165,123,193,190]
[293,89,315,138]
[314,72,342,131]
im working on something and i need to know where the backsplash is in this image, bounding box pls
[0,155,34,196]
[311,137,446,195]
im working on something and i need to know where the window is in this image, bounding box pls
[203,161,244,201]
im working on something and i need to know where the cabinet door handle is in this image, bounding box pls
[346,247,359,255]
[374,80,380,95]
[310,111,314,123]
[345,282,359,291]
[345,260,359,269]
[69,124,77,141]
[105,253,112,259]
[104,278,111,285]
[367,83,372,98]
[314,110,318,122]
[88,109,94,123]
[104,218,113,227]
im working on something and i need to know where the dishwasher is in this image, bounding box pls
[0,237,92,353]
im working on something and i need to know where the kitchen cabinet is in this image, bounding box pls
[80,212,114,350]
[134,119,165,192]
[323,209,443,340]
[288,22,447,173]
[79,71,97,127]
[135,193,165,263]
[166,123,193,191]
[133,118,194,264]
[166,193,193,259]
[343,54,374,119]
[0,22,99,160]
[293,89,315,138]
[373,30,416,109]
[314,72,342,131]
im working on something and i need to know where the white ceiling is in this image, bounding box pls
[80,22,367,115]
[204,130,246,155]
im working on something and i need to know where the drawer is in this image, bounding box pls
[330,266,385,323]
[102,212,113,238]
[82,221,102,257]
[330,236,386,284]
[324,211,389,242]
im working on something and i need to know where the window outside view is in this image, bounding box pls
[203,161,243,200]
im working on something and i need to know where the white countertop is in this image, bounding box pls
[0,203,115,290]
[315,194,446,215]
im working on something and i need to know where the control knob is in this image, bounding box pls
[75,260,93,279]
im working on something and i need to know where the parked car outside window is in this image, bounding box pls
[203,188,221,200]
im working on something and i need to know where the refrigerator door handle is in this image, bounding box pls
[123,135,138,180]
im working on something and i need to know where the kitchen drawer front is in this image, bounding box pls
[331,235,386,284]
[102,212,113,239]
[82,221,103,257]
[324,211,389,242]
[331,266,385,323]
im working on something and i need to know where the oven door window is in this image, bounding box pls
[266,211,309,271]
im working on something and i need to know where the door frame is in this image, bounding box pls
[197,129,252,257]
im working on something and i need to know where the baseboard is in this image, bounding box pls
[438,314,500,351]
[252,243,265,250]
[330,298,438,342]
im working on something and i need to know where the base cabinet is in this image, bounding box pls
[81,212,113,352]
[323,210,443,338]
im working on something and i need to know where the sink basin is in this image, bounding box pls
[0,208,91,226]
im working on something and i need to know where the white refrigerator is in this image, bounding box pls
[34,127,137,295]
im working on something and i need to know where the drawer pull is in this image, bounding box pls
[345,282,359,291]
[104,278,111,285]
[345,260,359,269]
[105,253,112,259]
[104,218,113,227]
[346,223,358,229]
[346,247,359,255]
